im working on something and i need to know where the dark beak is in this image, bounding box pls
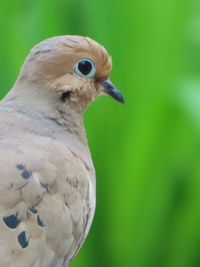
[102,80,124,103]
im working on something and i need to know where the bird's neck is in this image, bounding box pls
[2,82,88,145]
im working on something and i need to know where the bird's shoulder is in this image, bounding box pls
[0,102,95,205]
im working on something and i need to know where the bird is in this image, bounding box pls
[0,35,124,267]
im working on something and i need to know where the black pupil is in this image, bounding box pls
[78,60,92,75]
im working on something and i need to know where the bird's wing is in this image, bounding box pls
[0,131,93,267]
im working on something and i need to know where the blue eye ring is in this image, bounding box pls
[74,58,96,78]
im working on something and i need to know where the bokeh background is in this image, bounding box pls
[1,0,200,266]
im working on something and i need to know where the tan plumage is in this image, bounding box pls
[0,35,123,267]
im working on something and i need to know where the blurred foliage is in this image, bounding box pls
[0,0,200,266]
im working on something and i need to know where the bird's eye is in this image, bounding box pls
[74,58,96,78]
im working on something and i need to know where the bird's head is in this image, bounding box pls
[16,35,124,112]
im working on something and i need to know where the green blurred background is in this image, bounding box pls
[1,0,200,266]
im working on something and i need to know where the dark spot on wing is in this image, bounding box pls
[21,170,31,179]
[16,164,32,179]
[3,213,21,229]
[16,164,25,170]
[28,207,38,214]
[18,231,29,248]
[37,215,45,227]
[40,181,48,189]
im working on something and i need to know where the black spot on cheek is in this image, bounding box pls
[18,231,29,248]
[37,215,45,227]
[21,170,31,179]
[60,91,72,102]
[3,213,21,229]
[28,207,38,214]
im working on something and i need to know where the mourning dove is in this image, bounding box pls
[0,35,124,267]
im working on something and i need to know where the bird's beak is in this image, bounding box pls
[102,80,124,103]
